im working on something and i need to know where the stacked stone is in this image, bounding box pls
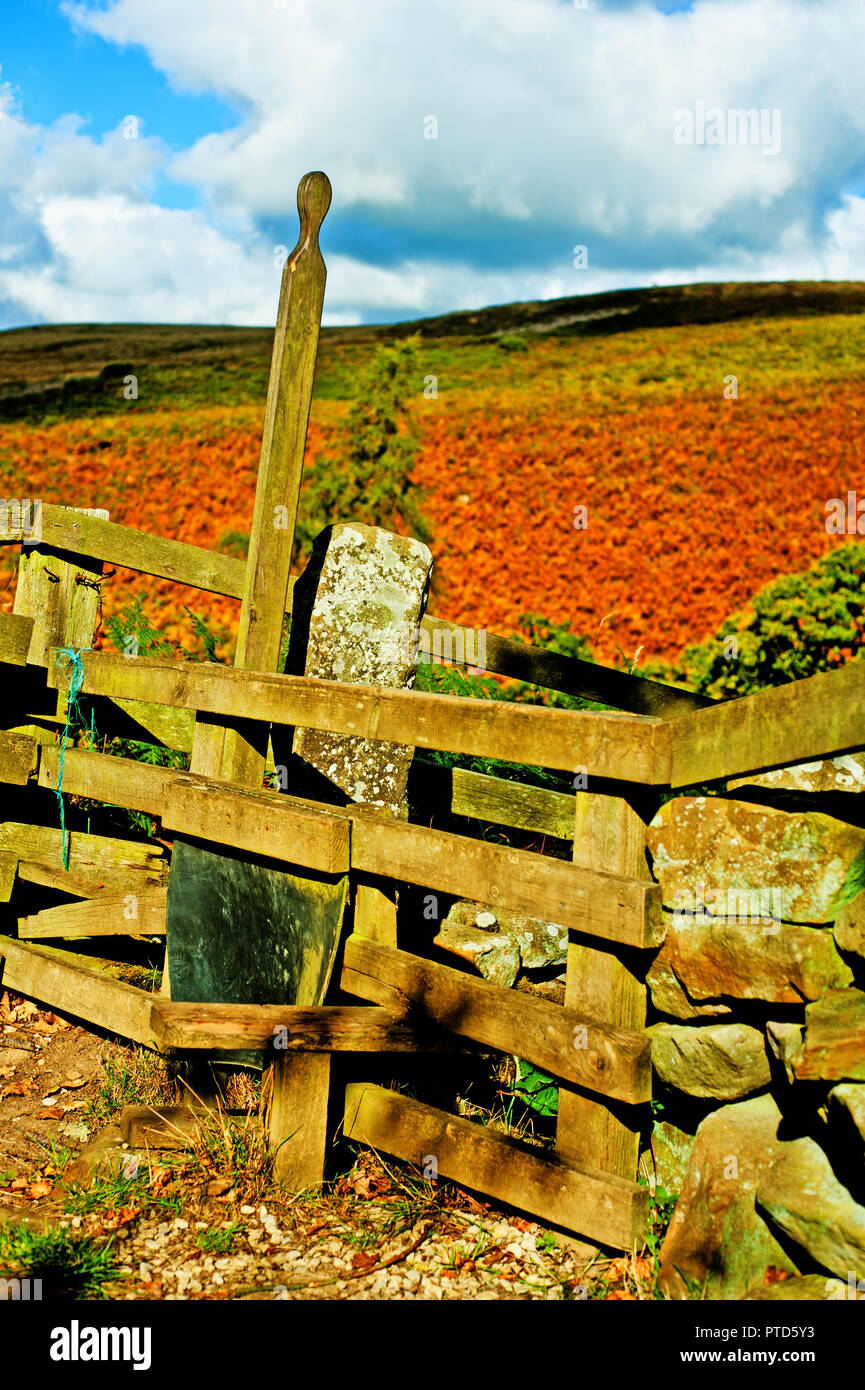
[644,757,865,1300]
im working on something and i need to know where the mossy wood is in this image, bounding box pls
[343,1083,648,1251]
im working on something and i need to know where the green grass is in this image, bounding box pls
[0,1222,120,1299]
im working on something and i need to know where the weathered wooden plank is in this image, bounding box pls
[148,1000,463,1053]
[0,852,17,902]
[13,508,107,669]
[449,766,575,838]
[557,794,652,1180]
[268,1051,330,1189]
[163,775,350,874]
[18,888,167,940]
[343,1083,647,1250]
[0,823,168,893]
[17,859,114,899]
[98,696,196,753]
[39,745,172,813]
[669,662,865,787]
[0,502,245,599]
[223,171,332,788]
[48,650,671,782]
[350,813,664,948]
[342,936,651,1103]
[0,731,38,785]
[0,613,35,666]
[0,935,156,1045]
[423,616,713,718]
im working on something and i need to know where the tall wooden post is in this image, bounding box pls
[186,172,333,1185]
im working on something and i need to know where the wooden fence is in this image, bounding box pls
[0,171,862,1252]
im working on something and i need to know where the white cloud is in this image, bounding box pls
[1,0,864,325]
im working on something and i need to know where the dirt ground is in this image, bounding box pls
[0,989,654,1301]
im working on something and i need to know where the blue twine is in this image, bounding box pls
[54,647,91,871]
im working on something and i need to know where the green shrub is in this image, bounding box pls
[670,542,865,699]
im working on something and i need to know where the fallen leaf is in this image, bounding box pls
[10,1177,27,1191]
[350,1249,377,1270]
[102,1206,141,1231]
[63,1075,88,1090]
[512,1218,533,1232]
[215,1188,237,1204]
[1,1079,34,1098]
[605,1291,638,1301]
[28,1180,53,1199]
[39,1106,64,1119]
[206,1177,234,1197]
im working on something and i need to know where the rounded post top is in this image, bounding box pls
[297,171,332,241]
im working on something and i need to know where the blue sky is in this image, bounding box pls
[1,0,864,328]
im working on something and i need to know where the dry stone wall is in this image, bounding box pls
[647,756,865,1300]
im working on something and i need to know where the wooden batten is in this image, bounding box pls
[39,745,173,813]
[349,816,664,949]
[18,888,167,940]
[0,935,157,1045]
[148,999,464,1053]
[48,649,671,783]
[341,936,651,1104]
[0,613,35,666]
[0,823,168,894]
[0,503,245,601]
[343,1083,648,1251]
[163,775,350,874]
[669,661,865,787]
[0,731,38,785]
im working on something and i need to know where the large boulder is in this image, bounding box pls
[658,1095,800,1300]
[647,913,852,1009]
[647,797,865,925]
[756,1137,865,1281]
[649,1021,771,1101]
[287,523,432,816]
